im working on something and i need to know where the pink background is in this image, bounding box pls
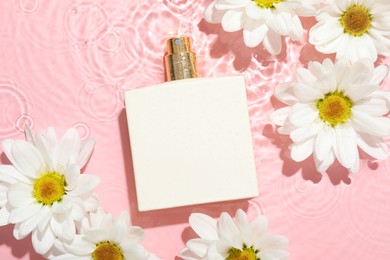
[1,0,390,259]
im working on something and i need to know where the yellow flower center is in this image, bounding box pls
[92,241,124,260]
[340,5,371,36]
[226,244,259,260]
[317,91,353,127]
[252,0,283,9]
[33,172,67,206]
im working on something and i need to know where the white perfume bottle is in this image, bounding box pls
[124,37,258,211]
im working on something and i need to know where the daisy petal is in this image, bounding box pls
[314,151,335,173]
[55,128,81,167]
[68,174,100,197]
[270,107,290,126]
[243,22,268,48]
[0,206,10,226]
[64,164,80,191]
[7,183,35,208]
[371,64,389,85]
[351,110,390,137]
[315,125,335,161]
[11,141,44,178]
[77,138,95,169]
[218,212,240,243]
[32,227,56,255]
[288,104,317,127]
[189,213,218,240]
[17,206,47,238]
[122,243,150,259]
[263,29,282,55]
[186,238,210,257]
[204,1,225,24]
[9,202,42,224]
[357,133,390,160]
[334,126,357,168]
[221,10,243,32]
[0,165,31,184]
[64,236,95,255]
[290,138,314,162]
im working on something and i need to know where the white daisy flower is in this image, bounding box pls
[271,58,390,173]
[53,208,156,260]
[204,0,321,54]
[309,0,390,63]
[179,209,288,260]
[0,126,100,255]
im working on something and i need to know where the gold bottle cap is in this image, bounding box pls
[164,37,198,82]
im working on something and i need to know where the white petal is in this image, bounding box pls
[7,183,35,208]
[77,138,95,169]
[204,1,225,24]
[357,133,390,160]
[270,107,290,127]
[274,82,297,105]
[290,122,321,143]
[122,244,150,259]
[17,206,46,237]
[344,83,379,102]
[32,227,56,255]
[218,212,240,244]
[295,68,316,86]
[127,226,145,243]
[314,73,338,94]
[288,104,318,127]
[13,223,29,240]
[64,164,80,191]
[354,97,389,116]
[0,165,31,184]
[293,83,323,102]
[314,151,335,173]
[263,29,282,55]
[315,125,335,161]
[55,128,81,167]
[38,206,52,232]
[0,206,10,226]
[11,141,44,178]
[221,10,244,32]
[309,19,343,45]
[60,218,76,241]
[243,22,268,48]
[189,213,218,240]
[245,1,268,19]
[334,126,358,168]
[68,174,100,197]
[349,149,360,174]
[250,215,268,240]
[267,13,291,36]
[9,202,41,224]
[255,234,288,250]
[289,15,303,40]
[290,138,314,162]
[179,247,202,260]
[186,238,211,257]
[50,216,63,237]
[371,64,389,85]
[63,235,95,255]
[351,110,390,137]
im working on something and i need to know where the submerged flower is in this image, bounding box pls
[204,0,321,54]
[0,127,100,255]
[179,209,288,260]
[53,208,156,260]
[309,0,390,63]
[271,58,390,173]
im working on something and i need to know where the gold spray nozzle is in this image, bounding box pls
[164,37,198,82]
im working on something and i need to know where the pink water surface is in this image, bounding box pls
[1,0,390,259]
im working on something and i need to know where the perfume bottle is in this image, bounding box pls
[124,37,258,211]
